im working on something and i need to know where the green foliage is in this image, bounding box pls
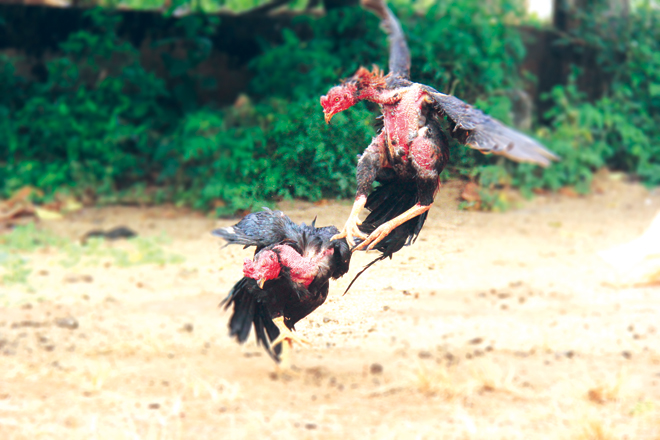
[59,235,184,268]
[0,0,657,214]
[512,1,660,192]
[0,254,32,286]
[0,222,68,251]
[0,223,184,289]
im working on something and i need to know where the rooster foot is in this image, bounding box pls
[271,316,311,369]
[354,222,396,251]
[332,197,368,248]
[332,217,367,248]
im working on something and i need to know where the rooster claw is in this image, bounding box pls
[354,223,395,251]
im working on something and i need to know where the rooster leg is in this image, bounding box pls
[271,316,311,368]
[331,196,368,248]
[354,203,431,251]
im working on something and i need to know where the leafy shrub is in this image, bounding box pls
[0,1,657,214]
[511,1,660,194]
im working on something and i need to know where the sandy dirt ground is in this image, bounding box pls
[1,176,660,440]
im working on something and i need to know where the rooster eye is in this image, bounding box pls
[334,97,340,102]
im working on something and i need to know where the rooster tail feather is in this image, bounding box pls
[344,253,388,295]
[212,226,256,247]
[222,278,281,360]
[358,179,428,257]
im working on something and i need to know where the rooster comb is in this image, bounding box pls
[343,65,387,89]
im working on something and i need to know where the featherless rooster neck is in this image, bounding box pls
[243,245,335,288]
[320,67,388,123]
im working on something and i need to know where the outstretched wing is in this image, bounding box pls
[422,85,559,167]
[212,208,301,252]
[361,0,410,82]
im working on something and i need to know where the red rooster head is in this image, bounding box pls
[320,83,359,124]
[243,250,281,288]
[320,66,386,124]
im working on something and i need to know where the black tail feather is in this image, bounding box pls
[343,253,388,295]
[221,277,283,361]
[358,179,427,255]
[347,179,428,292]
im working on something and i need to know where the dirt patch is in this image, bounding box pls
[1,178,660,439]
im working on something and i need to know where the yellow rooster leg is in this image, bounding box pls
[354,203,432,251]
[271,316,310,368]
[332,196,368,248]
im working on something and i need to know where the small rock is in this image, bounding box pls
[305,423,317,430]
[148,403,160,410]
[418,351,432,359]
[55,317,79,330]
[181,323,194,333]
[63,274,80,284]
[622,351,632,359]
[370,363,383,375]
[469,337,483,345]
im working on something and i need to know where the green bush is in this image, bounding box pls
[0,1,657,214]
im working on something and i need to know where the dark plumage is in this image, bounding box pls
[320,0,558,254]
[213,208,351,363]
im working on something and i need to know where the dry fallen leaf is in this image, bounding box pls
[34,207,63,221]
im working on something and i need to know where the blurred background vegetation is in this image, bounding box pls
[0,0,657,214]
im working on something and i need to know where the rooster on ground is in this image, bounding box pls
[213,209,351,365]
[320,0,558,251]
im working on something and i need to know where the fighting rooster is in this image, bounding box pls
[213,209,351,365]
[321,0,558,251]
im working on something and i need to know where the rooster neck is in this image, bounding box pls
[375,84,428,164]
[274,244,334,288]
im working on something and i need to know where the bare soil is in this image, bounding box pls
[1,176,660,439]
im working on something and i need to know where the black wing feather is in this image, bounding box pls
[422,86,559,167]
[212,208,302,252]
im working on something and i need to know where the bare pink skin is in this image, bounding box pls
[321,79,435,172]
[243,250,280,283]
[243,246,334,288]
[321,72,441,249]
[274,245,334,287]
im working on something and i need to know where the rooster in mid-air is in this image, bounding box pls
[320,0,558,251]
[213,209,351,365]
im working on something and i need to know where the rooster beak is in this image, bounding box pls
[324,113,333,124]
[258,278,266,289]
